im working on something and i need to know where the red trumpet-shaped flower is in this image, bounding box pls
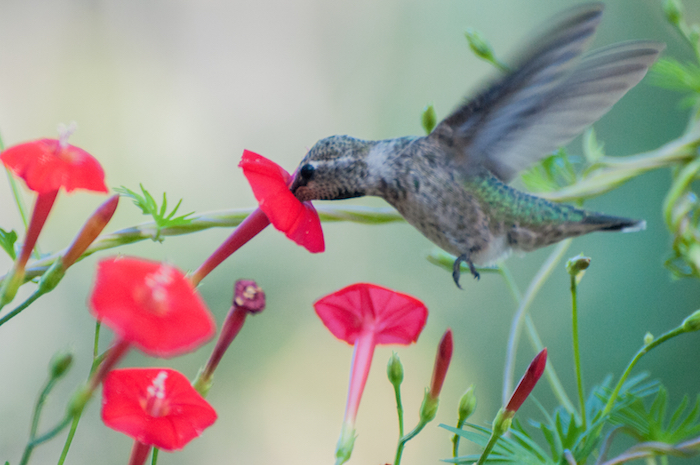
[240,150,324,253]
[1,138,108,194]
[314,283,428,465]
[90,257,216,358]
[0,132,108,306]
[101,368,217,461]
[189,150,324,285]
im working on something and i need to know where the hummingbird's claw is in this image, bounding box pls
[453,254,480,289]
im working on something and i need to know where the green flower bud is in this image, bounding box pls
[419,388,439,423]
[458,385,477,424]
[682,309,700,332]
[421,104,437,135]
[465,28,495,62]
[663,0,683,25]
[49,350,74,378]
[643,332,654,345]
[387,351,404,387]
[566,254,591,276]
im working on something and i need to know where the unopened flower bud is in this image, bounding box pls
[682,309,700,332]
[663,0,683,25]
[566,254,591,277]
[465,28,495,62]
[387,352,404,387]
[421,104,437,135]
[50,350,74,378]
[457,385,477,424]
[643,332,654,345]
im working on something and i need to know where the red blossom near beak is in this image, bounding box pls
[1,138,108,194]
[239,150,324,253]
[505,348,547,413]
[315,283,427,429]
[101,368,217,453]
[89,257,216,358]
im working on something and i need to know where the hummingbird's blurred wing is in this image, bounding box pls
[433,3,664,183]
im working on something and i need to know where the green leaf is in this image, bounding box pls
[114,184,195,242]
[610,385,700,444]
[650,58,700,94]
[0,227,18,260]
[521,149,579,193]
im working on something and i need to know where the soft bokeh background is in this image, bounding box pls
[1,0,698,464]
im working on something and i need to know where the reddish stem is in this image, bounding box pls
[128,441,152,465]
[189,208,270,286]
[17,190,58,269]
[200,306,248,383]
[87,338,131,393]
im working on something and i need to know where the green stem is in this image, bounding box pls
[394,421,427,465]
[601,326,686,418]
[475,428,502,465]
[58,322,102,465]
[570,274,587,429]
[56,411,81,465]
[452,419,466,458]
[0,288,43,328]
[393,383,404,439]
[0,205,405,286]
[502,240,575,412]
[151,448,159,465]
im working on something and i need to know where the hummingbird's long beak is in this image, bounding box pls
[288,169,304,198]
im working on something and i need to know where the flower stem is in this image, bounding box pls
[394,421,426,465]
[392,382,404,439]
[0,288,43,327]
[502,240,575,411]
[601,326,686,418]
[570,273,587,429]
[58,322,101,465]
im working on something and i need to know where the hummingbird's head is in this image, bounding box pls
[291,135,373,201]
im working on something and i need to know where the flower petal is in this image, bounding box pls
[314,283,428,345]
[239,150,324,253]
[89,257,216,357]
[1,139,107,194]
[101,368,217,451]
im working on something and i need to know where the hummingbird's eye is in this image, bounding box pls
[299,164,315,180]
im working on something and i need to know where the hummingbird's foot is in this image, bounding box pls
[453,254,480,288]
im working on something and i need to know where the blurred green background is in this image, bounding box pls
[1,0,699,463]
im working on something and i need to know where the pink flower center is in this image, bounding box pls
[140,370,171,417]
[134,264,176,316]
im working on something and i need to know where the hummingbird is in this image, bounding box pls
[290,3,664,287]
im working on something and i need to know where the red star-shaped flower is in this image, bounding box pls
[239,150,324,253]
[101,368,217,451]
[1,138,107,194]
[90,257,216,357]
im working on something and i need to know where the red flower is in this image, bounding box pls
[505,348,547,413]
[315,283,428,346]
[239,150,324,253]
[314,283,427,464]
[1,138,107,194]
[0,136,108,307]
[90,257,216,357]
[102,368,217,451]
